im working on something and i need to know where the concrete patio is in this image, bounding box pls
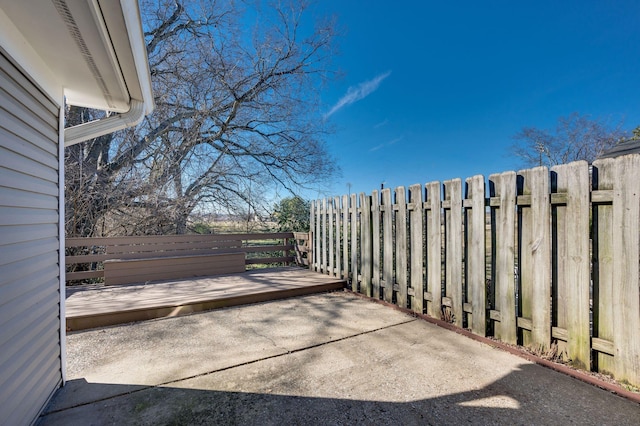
[41,291,640,425]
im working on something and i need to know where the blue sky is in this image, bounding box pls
[309,0,640,198]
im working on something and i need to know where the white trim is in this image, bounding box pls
[0,7,63,106]
[120,0,155,115]
[58,104,67,385]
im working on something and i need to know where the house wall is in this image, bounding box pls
[0,49,63,425]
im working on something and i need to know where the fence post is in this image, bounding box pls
[465,175,486,336]
[409,184,424,314]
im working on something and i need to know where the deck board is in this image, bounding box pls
[66,267,345,331]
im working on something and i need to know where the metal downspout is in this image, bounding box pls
[64,98,145,147]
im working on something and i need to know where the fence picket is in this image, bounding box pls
[342,195,349,282]
[409,184,424,314]
[465,175,486,335]
[444,179,463,327]
[328,198,335,276]
[350,193,359,291]
[518,167,551,350]
[321,198,327,274]
[315,200,321,272]
[334,196,342,279]
[591,158,616,376]
[551,161,590,369]
[360,193,372,296]
[310,201,316,270]
[425,182,442,319]
[372,190,382,299]
[382,188,394,303]
[611,155,640,385]
[490,171,517,344]
[395,187,408,308]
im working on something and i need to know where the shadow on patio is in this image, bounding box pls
[42,292,640,425]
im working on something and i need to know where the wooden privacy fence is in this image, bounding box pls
[66,232,307,284]
[310,156,640,388]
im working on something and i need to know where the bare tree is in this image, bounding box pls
[65,0,338,237]
[510,113,628,168]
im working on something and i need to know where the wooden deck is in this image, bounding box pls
[65,267,346,331]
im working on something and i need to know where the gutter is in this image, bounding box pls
[64,0,154,147]
[64,99,145,146]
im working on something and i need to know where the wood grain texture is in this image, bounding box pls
[611,155,640,385]
[591,158,615,375]
[371,190,382,299]
[350,194,358,292]
[551,161,590,369]
[490,171,517,344]
[360,193,372,296]
[425,182,442,318]
[382,189,394,303]
[444,179,463,327]
[395,187,408,308]
[465,175,486,335]
[518,167,551,350]
[409,184,424,314]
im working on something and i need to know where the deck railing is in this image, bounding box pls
[65,232,310,284]
[310,155,640,388]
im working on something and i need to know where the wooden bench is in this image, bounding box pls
[99,235,246,285]
[103,252,245,285]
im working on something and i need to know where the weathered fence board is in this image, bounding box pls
[465,175,486,335]
[342,195,349,281]
[350,194,358,291]
[517,166,551,351]
[552,161,590,369]
[610,155,640,385]
[328,198,334,276]
[334,196,342,279]
[591,158,616,376]
[444,179,463,327]
[395,187,408,308]
[490,171,517,344]
[360,193,372,297]
[372,190,382,299]
[425,181,442,319]
[382,189,394,303]
[409,184,424,314]
[310,156,640,388]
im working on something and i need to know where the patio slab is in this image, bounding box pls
[41,291,640,425]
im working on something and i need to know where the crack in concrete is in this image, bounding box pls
[43,318,417,416]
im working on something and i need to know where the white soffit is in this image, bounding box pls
[0,0,152,114]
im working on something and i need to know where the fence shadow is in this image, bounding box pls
[40,362,639,426]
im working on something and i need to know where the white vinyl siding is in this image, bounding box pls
[0,50,62,425]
